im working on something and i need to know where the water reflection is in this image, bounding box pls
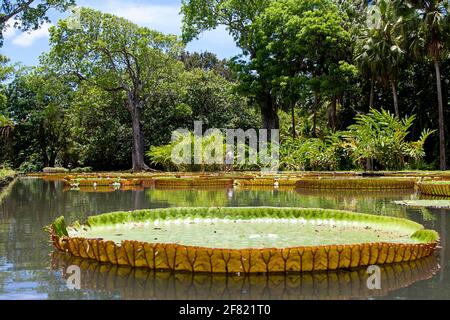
[51,252,439,300]
[0,178,449,299]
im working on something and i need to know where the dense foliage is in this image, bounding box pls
[1,0,449,171]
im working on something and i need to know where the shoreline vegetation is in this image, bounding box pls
[0,168,16,190]
[1,2,450,174]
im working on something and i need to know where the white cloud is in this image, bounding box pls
[11,22,52,47]
[79,0,181,35]
[77,0,239,58]
[1,0,239,62]
[109,5,181,34]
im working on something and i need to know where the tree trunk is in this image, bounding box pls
[130,103,149,172]
[365,158,374,171]
[49,151,57,168]
[291,102,297,139]
[312,93,319,137]
[42,150,49,168]
[435,60,446,171]
[369,77,375,110]
[260,93,279,132]
[328,95,337,131]
[391,80,400,118]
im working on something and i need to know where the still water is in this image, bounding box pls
[0,177,448,300]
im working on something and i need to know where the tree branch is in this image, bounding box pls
[0,0,35,25]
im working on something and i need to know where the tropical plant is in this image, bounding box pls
[147,130,268,172]
[280,132,346,171]
[147,131,226,172]
[343,108,435,170]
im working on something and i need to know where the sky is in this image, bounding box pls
[0,0,240,66]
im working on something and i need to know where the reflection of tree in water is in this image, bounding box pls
[145,187,412,218]
[0,178,17,208]
[293,189,416,218]
[146,188,231,208]
[51,252,439,300]
[0,179,155,271]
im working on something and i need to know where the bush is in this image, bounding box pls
[42,167,69,174]
[280,133,346,171]
[71,167,93,173]
[344,109,434,170]
[18,161,41,173]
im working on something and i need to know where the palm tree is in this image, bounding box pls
[408,0,449,170]
[356,0,405,117]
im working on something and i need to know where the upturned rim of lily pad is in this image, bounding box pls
[48,207,439,274]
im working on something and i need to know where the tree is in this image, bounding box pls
[67,83,132,170]
[355,0,405,117]
[251,0,354,132]
[409,0,449,170]
[5,67,72,169]
[181,0,279,131]
[49,8,184,171]
[180,51,232,80]
[0,0,74,46]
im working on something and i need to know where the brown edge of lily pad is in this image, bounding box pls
[47,207,439,274]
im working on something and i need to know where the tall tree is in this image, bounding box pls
[181,0,279,131]
[49,8,183,171]
[409,0,449,170]
[0,0,74,46]
[251,0,354,132]
[355,0,405,118]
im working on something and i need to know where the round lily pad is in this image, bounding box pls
[48,207,439,274]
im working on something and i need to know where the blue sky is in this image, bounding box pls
[1,0,240,66]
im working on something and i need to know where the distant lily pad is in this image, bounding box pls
[393,200,450,208]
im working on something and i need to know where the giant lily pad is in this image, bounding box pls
[296,178,416,190]
[48,207,439,274]
[417,181,450,197]
[394,200,450,208]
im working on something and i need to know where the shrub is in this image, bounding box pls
[343,109,434,170]
[42,167,69,174]
[71,167,93,173]
[280,132,346,171]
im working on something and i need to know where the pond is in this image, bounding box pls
[0,177,448,300]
